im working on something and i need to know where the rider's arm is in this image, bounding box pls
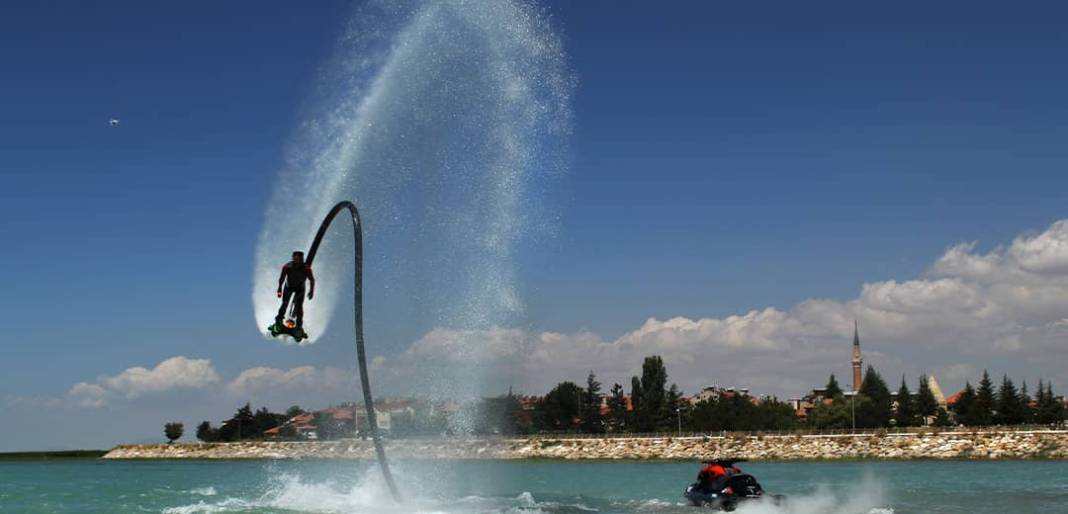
[307,266,315,297]
[277,264,289,292]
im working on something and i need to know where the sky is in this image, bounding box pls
[3,1,1068,451]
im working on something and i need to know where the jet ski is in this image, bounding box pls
[684,458,785,511]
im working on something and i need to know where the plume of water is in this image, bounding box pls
[251,0,572,424]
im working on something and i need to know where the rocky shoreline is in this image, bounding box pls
[105,429,1068,460]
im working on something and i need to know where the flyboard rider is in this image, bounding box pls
[274,250,315,331]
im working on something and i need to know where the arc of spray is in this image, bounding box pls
[305,200,401,503]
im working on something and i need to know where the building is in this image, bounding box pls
[852,321,863,392]
[689,385,750,405]
[263,413,318,440]
[927,375,947,407]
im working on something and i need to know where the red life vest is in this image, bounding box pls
[697,464,726,483]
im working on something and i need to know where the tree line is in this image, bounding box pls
[950,372,1064,426]
[809,367,1065,429]
[193,403,303,442]
[476,355,798,435]
[168,362,1066,442]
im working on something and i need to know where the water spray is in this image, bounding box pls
[304,200,401,503]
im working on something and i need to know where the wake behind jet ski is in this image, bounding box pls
[684,458,784,511]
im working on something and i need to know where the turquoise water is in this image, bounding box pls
[2,460,1067,513]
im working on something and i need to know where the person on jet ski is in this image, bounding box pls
[275,250,315,329]
[696,462,742,494]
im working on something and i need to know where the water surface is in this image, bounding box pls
[2,459,1065,513]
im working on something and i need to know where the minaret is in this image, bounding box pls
[852,320,863,392]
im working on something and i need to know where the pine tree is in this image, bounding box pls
[607,383,628,432]
[953,381,977,426]
[916,374,938,422]
[995,375,1024,425]
[825,374,843,399]
[629,376,644,432]
[1020,381,1035,424]
[1038,382,1065,424]
[195,421,217,442]
[858,365,892,427]
[581,371,604,433]
[974,371,996,426]
[895,376,916,427]
[1035,379,1048,423]
[1052,383,1066,424]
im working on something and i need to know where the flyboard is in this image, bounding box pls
[267,304,308,342]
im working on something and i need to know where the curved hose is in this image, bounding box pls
[305,200,401,503]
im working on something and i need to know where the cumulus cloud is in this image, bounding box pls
[370,219,1068,397]
[226,366,353,397]
[68,356,220,407]
[62,220,1068,405]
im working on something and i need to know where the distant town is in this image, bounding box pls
[166,324,1067,443]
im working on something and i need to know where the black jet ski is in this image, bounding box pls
[684,458,785,511]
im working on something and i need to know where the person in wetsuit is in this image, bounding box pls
[275,250,315,329]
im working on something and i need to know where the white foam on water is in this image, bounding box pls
[166,471,598,514]
[161,497,254,514]
[734,474,891,514]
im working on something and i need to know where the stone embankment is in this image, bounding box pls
[105,430,1068,460]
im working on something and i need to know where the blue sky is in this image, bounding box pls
[3,1,1068,450]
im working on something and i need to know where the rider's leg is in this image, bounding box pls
[276,287,293,324]
[292,289,306,328]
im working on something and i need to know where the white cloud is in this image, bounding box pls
[369,219,1068,398]
[225,366,352,397]
[68,356,220,408]
[62,219,1068,405]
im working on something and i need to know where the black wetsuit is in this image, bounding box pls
[276,261,314,328]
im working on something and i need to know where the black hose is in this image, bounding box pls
[305,200,402,503]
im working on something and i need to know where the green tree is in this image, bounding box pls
[952,382,978,426]
[754,397,798,430]
[1037,381,1065,425]
[665,384,685,432]
[916,375,938,422]
[541,381,583,430]
[253,406,285,436]
[932,407,953,427]
[974,371,996,426]
[858,366,892,427]
[1020,381,1035,424]
[164,422,184,444]
[629,376,643,432]
[581,372,604,433]
[218,403,256,441]
[606,383,628,432]
[825,374,843,399]
[995,374,1024,425]
[810,395,869,429]
[1035,379,1049,424]
[476,393,524,435]
[894,377,916,427]
[637,355,668,432]
[285,405,306,419]
[195,421,217,442]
